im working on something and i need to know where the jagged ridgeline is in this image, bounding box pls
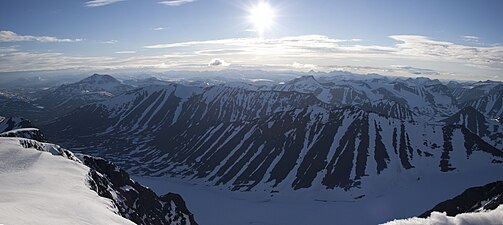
[8,74,498,191]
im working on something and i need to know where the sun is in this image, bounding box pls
[248,1,275,38]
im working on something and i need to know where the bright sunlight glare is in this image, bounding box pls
[248,1,275,38]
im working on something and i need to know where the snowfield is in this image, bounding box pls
[0,137,135,225]
[134,167,503,225]
[382,205,503,225]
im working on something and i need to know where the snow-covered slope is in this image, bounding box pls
[0,137,135,225]
[270,76,462,121]
[0,123,198,225]
[383,181,503,225]
[383,206,503,225]
[124,77,173,87]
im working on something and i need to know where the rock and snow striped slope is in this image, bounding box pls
[44,81,503,193]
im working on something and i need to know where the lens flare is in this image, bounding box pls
[248,1,275,38]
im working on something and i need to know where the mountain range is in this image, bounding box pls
[1,73,502,224]
[3,74,501,192]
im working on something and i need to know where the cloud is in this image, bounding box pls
[0,46,19,53]
[101,40,118,44]
[0,30,83,43]
[196,49,248,55]
[143,35,390,59]
[115,51,136,54]
[154,27,165,31]
[2,34,502,81]
[0,48,203,73]
[389,35,503,65]
[292,62,318,70]
[461,35,480,42]
[390,65,440,75]
[208,58,230,67]
[158,0,195,6]
[0,51,114,72]
[145,35,503,69]
[84,0,125,7]
[144,38,245,49]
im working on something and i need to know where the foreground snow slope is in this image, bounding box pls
[0,137,135,225]
[382,205,503,225]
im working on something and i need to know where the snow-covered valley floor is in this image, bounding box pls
[133,169,503,225]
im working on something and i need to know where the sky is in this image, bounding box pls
[1,0,503,81]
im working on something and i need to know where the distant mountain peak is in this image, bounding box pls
[80,74,120,84]
[287,75,319,85]
[299,75,316,81]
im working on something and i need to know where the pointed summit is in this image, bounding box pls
[287,75,319,86]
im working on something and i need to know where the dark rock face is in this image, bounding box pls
[0,128,46,142]
[0,116,46,142]
[0,116,34,133]
[420,181,503,217]
[82,155,198,225]
[440,126,456,172]
[443,106,489,137]
[374,122,389,174]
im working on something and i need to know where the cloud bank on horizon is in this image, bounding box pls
[1,31,501,81]
[0,0,502,81]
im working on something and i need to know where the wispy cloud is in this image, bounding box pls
[144,35,503,68]
[0,51,114,72]
[390,65,440,75]
[0,46,19,53]
[84,0,125,7]
[115,51,136,54]
[0,30,83,43]
[101,40,118,44]
[158,0,196,6]
[144,35,366,50]
[292,62,318,70]
[389,35,503,65]
[0,50,196,73]
[142,34,503,79]
[154,27,165,31]
[461,35,480,42]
